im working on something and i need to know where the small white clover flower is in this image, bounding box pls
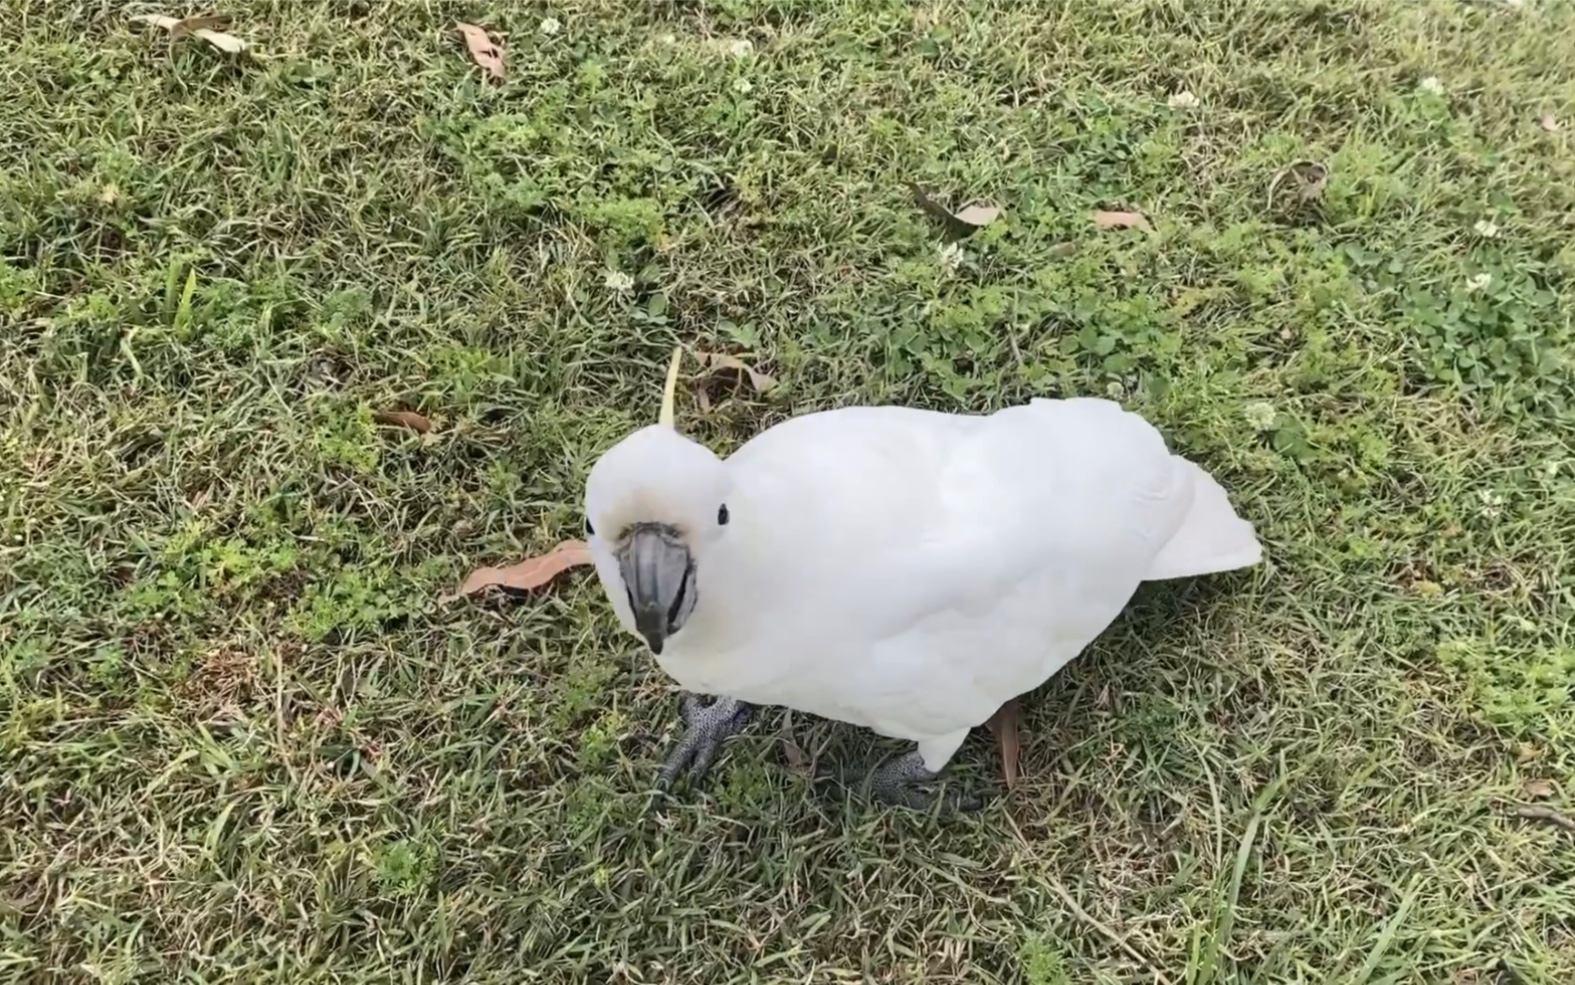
[728,38,753,57]
[604,270,634,293]
[1167,90,1199,110]
[937,241,964,274]
[1105,380,1125,400]
[732,77,753,94]
[1244,401,1278,431]
[1477,488,1505,518]
[1466,272,1493,293]
[1419,76,1445,95]
[539,16,561,36]
[1473,218,1500,238]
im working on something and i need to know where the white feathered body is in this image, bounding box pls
[591,398,1260,759]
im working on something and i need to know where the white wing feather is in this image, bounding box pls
[654,397,1260,753]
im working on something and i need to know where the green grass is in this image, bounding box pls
[4,0,1575,981]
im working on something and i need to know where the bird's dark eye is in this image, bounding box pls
[586,517,596,537]
[717,504,730,526]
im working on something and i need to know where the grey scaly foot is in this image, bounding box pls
[861,749,986,813]
[655,694,754,790]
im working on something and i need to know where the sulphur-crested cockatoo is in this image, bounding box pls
[584,350,1261,807]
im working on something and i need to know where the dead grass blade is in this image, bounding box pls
[1513,802,1575,832]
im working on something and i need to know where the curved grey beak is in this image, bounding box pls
[619,524,693,655]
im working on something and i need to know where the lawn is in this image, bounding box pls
[4,1,1575,982]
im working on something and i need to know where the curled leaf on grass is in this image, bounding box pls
[457,540,593,597]
[130,13,251,53]
[1540,113,1560,132]
[952,204,1001,226]
[1267,160,1330,212]
[696,352,776,393]
[1522,778,1557,800]
[988,697,1022,791]
[455,22,506,81]
[1091,209,1152,232]
[909,184,1002,238]
[372,409,433,434]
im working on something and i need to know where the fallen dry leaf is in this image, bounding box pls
[372,409,433,434]
[1541,112,1560,132]
[458,540,592,596]
[1267,160,1330,211]
[909,184,1001,236]
[1513,802,1575,832]
[168,13,232,40]
[1294,163,1329,203]
[988,697,1022,791]
[779,711,809,773]
[130,13,250,54]
[1091,210,1152,232]
[196,29,247,54]
[456,22,506,82]
[952,204,1001,227]
[1523,778,1557,800]
[1516,742,1542,764]
[696,352,776,393]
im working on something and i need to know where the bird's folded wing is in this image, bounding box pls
[855,399,1197,637]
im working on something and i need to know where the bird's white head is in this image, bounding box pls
[583,350,734,655]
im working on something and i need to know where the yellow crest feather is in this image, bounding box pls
[658,345,682,428]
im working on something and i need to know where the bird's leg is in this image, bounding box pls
[655,693,754,790]
[859,731,984,812]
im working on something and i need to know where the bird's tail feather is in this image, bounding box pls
[1144,457,1261,580]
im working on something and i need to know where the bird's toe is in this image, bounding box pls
[653,694,753,791]
[859,748,987,815]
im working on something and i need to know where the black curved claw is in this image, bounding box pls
[655,694,754,790]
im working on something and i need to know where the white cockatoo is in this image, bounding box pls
[583,350,1262,807]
